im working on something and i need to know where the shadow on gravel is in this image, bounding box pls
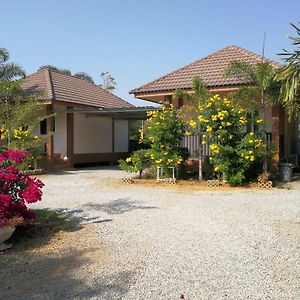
[84,198,158,215]
[6,208,83,252]
[1,247,135,300]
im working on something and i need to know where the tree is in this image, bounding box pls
[0,81,44,148]
[276,23,300,120]
[99,71,116,93]
[0,48,25,81]
[224,60,280,172]
[175,76,210,180]
[39,66,95,83]
[39,65,72,75]
[73,72,94,84]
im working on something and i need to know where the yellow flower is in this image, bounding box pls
[249,139,254,144]
[212,115,218,121]
[202,141,207,145]
[209,157,213,161]
[125,157,132,163]
[198,115,208,123]
[239,116,247,124]
[250,156,255,161]
[185,131,192,136]
[206,126,212,132]
[214,166,220,172]
[202,134,206,138]
[226,122,232,126]
[189,119,197,128]
[155,159,163,164]
[210,144,220,154]
[256,118,263,124]
[167,158,173,164]
[249,132,254,136]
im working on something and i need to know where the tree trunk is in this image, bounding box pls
[198,132,203,181]
[261,92,268,173]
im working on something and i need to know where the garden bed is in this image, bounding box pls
[121,178,261,190]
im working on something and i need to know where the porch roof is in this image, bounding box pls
[55,106,160,119]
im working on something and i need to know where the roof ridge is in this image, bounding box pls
[45,68,133,106]
[130,45,281,95]
[47,69,56,100]
[129,45,240,94]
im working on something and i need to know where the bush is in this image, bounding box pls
[188,94,265,185]
[120,105,186,179]
[0,150,44,227]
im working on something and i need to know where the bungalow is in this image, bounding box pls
[130,45,300,166]
[22,68,148,169]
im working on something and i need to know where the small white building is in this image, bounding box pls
[22,68,147,169]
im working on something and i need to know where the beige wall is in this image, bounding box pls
[53,111,67,157]
[114,120,128,153]
[74,114,113,154]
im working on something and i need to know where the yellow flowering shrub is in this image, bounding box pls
[119,105,187,178]
[187,94,265,185]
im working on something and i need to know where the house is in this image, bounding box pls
[130,45,300,166]
[22,68,149,169]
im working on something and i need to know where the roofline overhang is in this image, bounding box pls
[55,106,160,120]
[132,85,247,101]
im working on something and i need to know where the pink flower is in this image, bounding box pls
[0,149,44,224]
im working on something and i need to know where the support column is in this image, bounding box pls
[271,105,280,169]
[67,107,74,167]
[112,118,115,161]
[46,104,54,159]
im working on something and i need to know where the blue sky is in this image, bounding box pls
[1,0,299,106]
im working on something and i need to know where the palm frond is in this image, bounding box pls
[224,60,255,82]
[0,48,9,64]
[0,63,25,81]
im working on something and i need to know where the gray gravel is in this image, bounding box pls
[26,167,300,299]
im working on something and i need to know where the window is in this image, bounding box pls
[40,117,55,135]
[40,119,47,135]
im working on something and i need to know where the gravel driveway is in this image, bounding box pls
[13,167,300,299]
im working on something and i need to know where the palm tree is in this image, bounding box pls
[175,76,210,180]
[224,60,280,172]
[276,23,300,120]
[0,48,25,81]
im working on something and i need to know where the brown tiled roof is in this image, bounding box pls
[130,45,281,95]
[22,68,133,108]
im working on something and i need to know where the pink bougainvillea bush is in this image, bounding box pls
[0,150,44,227]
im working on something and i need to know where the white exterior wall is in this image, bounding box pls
[31,106,47,137]
[74,114,113,154]
[114,120,128,153]
[53,112,67,156]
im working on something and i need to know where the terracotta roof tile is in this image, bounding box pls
[22,68,133,109]
[130,45,281,95]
